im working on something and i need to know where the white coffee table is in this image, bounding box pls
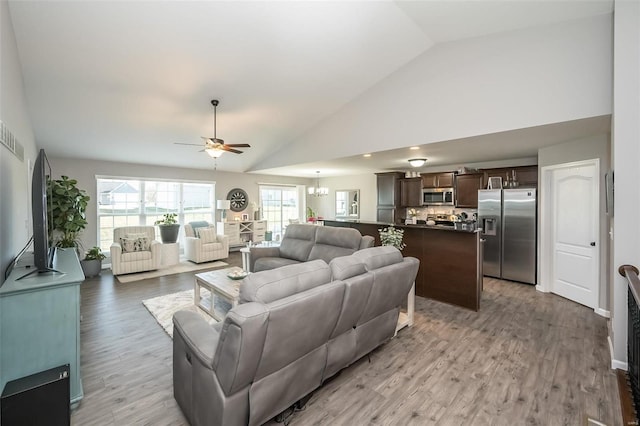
[194,269,243,320]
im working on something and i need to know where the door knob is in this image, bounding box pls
[590,241,596,246]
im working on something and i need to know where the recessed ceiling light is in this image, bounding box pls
[408,158,427,167]
[410,146,420,150]
[363,154,372,158]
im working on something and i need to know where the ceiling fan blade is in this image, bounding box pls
[224,144,251,148]
[222,147,243,154]
[174,142,204,146]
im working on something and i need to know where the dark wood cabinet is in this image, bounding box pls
[376,172,404,223]
[455,173,484,208]
[482,165,538,188]
[400,178,422,207]
[422,172,455,188]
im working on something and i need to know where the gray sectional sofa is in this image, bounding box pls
[172,245,419,426]
[249,223,375,272]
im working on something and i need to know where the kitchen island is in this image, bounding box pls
[324,220,483,311]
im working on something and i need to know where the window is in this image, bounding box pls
[97,177,215,253]
[259,185,304,239]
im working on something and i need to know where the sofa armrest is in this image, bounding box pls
[110,242,122,272]
[173,310,221,368]
[248,246,281,272]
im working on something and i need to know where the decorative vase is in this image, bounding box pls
[80,259,102,278]
[158,224,180,244]
[254,209,260,220]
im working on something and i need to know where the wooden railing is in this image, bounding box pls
[618,264,640,424]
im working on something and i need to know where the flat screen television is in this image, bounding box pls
[4,149,57,282]
[31,148,53,273]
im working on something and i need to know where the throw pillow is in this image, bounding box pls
[189,221,210,237]
[120,235,150,252]
[199,228,217,244]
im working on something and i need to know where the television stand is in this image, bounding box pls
[16,267,62,281]
[1,248,84,406]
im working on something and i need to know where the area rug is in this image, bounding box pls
[116,260,228,283]
[142,289,217,338]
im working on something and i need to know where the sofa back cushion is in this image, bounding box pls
[278,224,317,262]
[308,226,363,264]
[353,246,419,325]
[249,280,345,425]
[240,260,331,304]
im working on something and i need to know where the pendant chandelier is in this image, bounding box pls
[308,171,329,197]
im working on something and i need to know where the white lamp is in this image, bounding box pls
[408,158,427,168]
[206,148,224,158]
[217,199,231,222]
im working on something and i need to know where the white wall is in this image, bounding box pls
[0,0,37,281]
[48,156,312,250]
[611,0,640,369]
[538,134,611,312]
[306,173,377,221]
[257,14,612,171]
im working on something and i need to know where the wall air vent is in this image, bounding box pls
[0,120,25,162]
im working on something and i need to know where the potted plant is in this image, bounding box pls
[47,175,90,252]
[155,213,180,243]
[306,207,317,223]
[378,225,406,251]
[80,246,106,278]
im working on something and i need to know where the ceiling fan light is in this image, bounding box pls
[409,158,427,167]
[206,148,224,158]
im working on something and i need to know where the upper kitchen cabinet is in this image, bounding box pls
[422,172,455,188]
[483,165,538,188]
[376,172,405,223]
[400,178,422,207]
[455,173,484,208]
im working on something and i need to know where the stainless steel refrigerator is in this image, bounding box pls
[478,188,537,284]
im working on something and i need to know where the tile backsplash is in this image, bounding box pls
[405,207,477,220]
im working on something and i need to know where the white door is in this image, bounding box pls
[550,162,599,308]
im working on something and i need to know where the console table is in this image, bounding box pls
[0,248,84,406]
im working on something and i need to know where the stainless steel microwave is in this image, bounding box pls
[423,188,454,206]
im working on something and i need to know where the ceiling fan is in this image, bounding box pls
[175,99,251,158]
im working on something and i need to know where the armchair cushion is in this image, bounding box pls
[199,228,217,243]
[189,221,211,237]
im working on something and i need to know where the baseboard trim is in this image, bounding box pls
[535,284,548,293]
[609,335,628,370]
[595,308,610,318]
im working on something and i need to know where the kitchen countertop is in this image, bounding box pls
[327,219,480,233]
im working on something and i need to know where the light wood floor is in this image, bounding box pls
[71,253,621,425]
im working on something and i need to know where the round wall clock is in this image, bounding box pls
[227,188,249,212]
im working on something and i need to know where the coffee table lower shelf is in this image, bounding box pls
[194,270,242,321]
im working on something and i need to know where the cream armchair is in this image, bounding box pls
[110,226,161,275]
[184,223,229,263]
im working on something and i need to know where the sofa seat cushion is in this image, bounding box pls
[121,250,152,261]
[253,257,301,273]
[241,260,332,304]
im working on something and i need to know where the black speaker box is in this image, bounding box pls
[1,364,70,426]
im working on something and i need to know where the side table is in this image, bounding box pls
[395,282,415,335]
[161,242,180,267]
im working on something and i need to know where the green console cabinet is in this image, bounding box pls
[0,248,84,406]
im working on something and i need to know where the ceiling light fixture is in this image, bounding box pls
[408,158,427,167]
[205,147,224,158]
[410,146,420,150]
[308,171,329,197]
[363,154,372,158]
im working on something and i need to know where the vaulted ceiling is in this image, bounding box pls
[7,1,613,176]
